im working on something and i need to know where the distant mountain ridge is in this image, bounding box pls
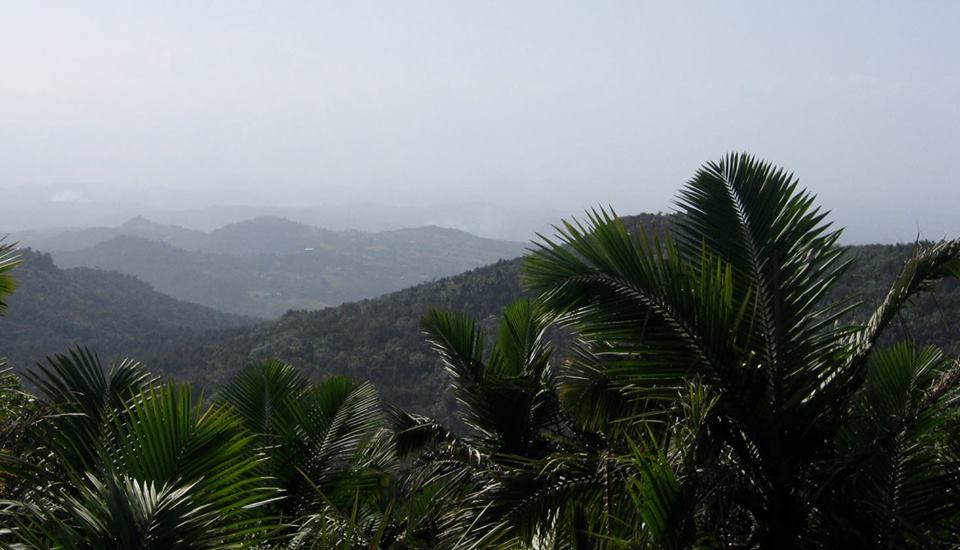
[12,215,517,256]
[21,216,527,317]
[9,217,205,253]
[0,192,569,241]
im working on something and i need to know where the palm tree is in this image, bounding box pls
[0,348,279,548]
[522,153,960,547]
[215,360,397,548]
[216,360,468,549]
[409,299,638,548]
[0,238,26,488]
[417,299,731,549]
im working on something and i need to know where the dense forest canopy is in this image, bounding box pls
[0,249,257,370]
[2,154,960,548]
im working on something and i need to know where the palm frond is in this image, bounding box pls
[523,208,750,426]
[217,362,390,516]
[422,300,562,455]
[4,376,278,548]
[847,239,960,373]
[0,239,21,315]
[5,470,275,549]
[108,383,275,506]
[386,405,456,459]
[826,343,960,546]
[290,382,387,516]
[489,299,554,379]
[674,153,860,426]
[23,348,155,476]
[216,359,309,438]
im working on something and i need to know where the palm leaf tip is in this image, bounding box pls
[850,238,960,373]
[0,239,22,315]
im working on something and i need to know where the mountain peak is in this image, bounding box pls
[121,215,161,229]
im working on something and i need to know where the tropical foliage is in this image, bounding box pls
[521,155,960,547]
[1,154,959,548]
[129,230,957,429]
[0,238,24,463]
[0,239,20,316]
[0,349,279,548]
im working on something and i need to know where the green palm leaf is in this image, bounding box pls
[523,208,749,428]
[5,470,273,550]
[521,154,955,546]
[0,239,21,315]
[847,239,960,374]
[23,348,155,476]
[3,353,277,548]
[421,300,612,548]
[217,363,388,517]
[826,343,960,547]
[422,300,561,455]
[217,358,309,438]
[292,376,388,501]
[107,384,277,512]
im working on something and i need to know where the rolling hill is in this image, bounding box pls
[146,257,526,421]
[38,217,527,317]
[0,249,256,372]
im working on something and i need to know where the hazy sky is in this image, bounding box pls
[1,2,958,241]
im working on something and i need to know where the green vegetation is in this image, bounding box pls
[2,154,960,547]
[0,239,20,316]
[0,249,256,372]
[143,227,960,427]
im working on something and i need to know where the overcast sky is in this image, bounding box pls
[1,2,958,242]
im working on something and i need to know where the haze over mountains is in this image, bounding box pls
[10,182,959,246]
[11,216,526,318]
[0,185,568,241]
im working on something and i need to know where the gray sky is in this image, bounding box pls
[1,1,958,242]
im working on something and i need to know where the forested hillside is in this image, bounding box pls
[143,215,960,422]
[150,258,525,421]
[44,217,526,317]
[0,249,256,371]
[4,215,958,423]
[6,213,958,424]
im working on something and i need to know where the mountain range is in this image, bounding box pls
[12,216,527,317]
[1,187,568,241]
